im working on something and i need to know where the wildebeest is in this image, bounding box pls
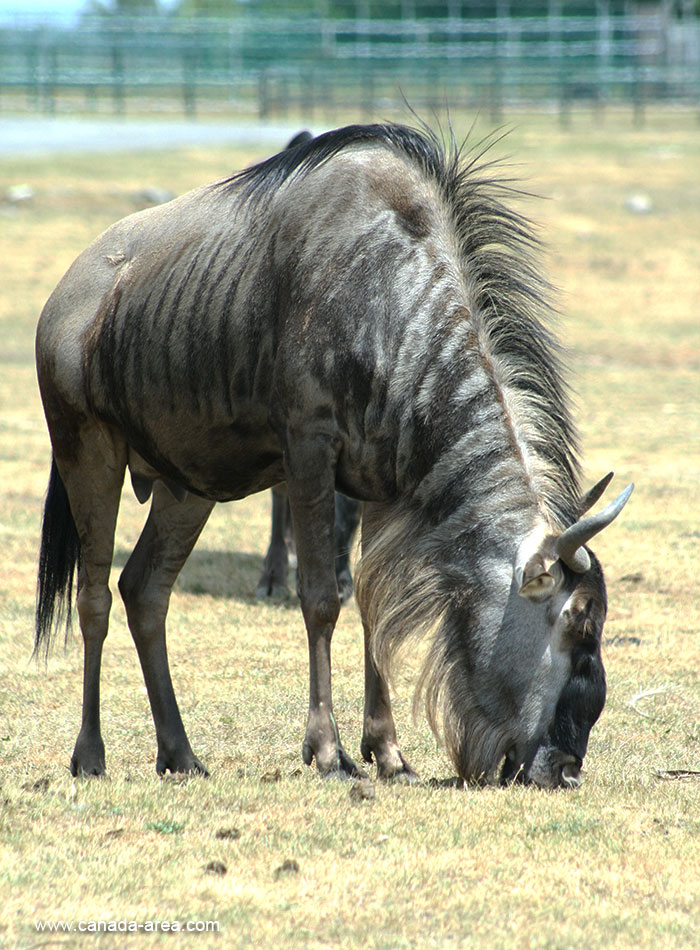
[256,484,361,602]
[35,122,632,787]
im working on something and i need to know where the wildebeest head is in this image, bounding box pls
[430,477,632,790]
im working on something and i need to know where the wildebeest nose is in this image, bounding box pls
[560,762,582,788]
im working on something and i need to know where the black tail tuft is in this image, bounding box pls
[35,457,81,659]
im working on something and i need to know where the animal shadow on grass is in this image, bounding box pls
[112,547,281,605]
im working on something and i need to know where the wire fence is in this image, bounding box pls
[1,6,699,125]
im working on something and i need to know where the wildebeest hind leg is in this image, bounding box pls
[284,435,366,779]
[118,482,214,775]
[52,427,126,777]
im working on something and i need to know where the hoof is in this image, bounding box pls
[70,758,106,778]
[303,742,367,780]
[255,579,290,600]
[361,743,419,783]
[379,750,419,784]
[156,753,209,777]
[70,734,106,777]
[321,761,369,782]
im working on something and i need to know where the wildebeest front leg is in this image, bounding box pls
[285,435,366,778]
[118,483,214,775]
[358,503,417,781]
[360,624,418,782]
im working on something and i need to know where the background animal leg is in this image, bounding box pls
[118,483,214,775]
[53,431,126,777]
[285,436,365,778]
[256,484,291,599]
[257,488,360,603]
[334,494,361,604]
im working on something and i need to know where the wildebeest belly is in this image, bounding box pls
[122,410,286,502]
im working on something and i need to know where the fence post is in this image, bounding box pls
[320,67,334,118]
[596,0,612,119]
[490,61,503,125]
[632,63,645,127]
[426,64,440,115]
[279,73,288,118]
[42,44,57,115]
[26,41,40,112]
[258,69,269,118]
[111,44,124,115]
[362,67,374,119]
[558,81,570,129]
[303,68,316,120]
[85,83,98,112]
[182,44,197,117]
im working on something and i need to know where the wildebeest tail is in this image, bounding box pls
[35,456,81,658]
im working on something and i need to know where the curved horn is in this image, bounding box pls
[579,472,614,515]
[556,482,634,573]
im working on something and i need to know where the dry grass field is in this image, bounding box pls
[0,111,698,949]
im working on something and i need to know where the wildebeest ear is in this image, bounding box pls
[578,472,614,516]
[517,554,557,601]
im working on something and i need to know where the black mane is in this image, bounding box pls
[223,122,446,201]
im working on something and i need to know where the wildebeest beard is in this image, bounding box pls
[357,501,532,784]
[358,498,610,787]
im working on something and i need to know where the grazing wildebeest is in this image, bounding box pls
[256,484,361,602]
[256,132,363,604]
[35,123,632,786]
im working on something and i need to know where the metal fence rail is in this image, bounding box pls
[0,9,698,122]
